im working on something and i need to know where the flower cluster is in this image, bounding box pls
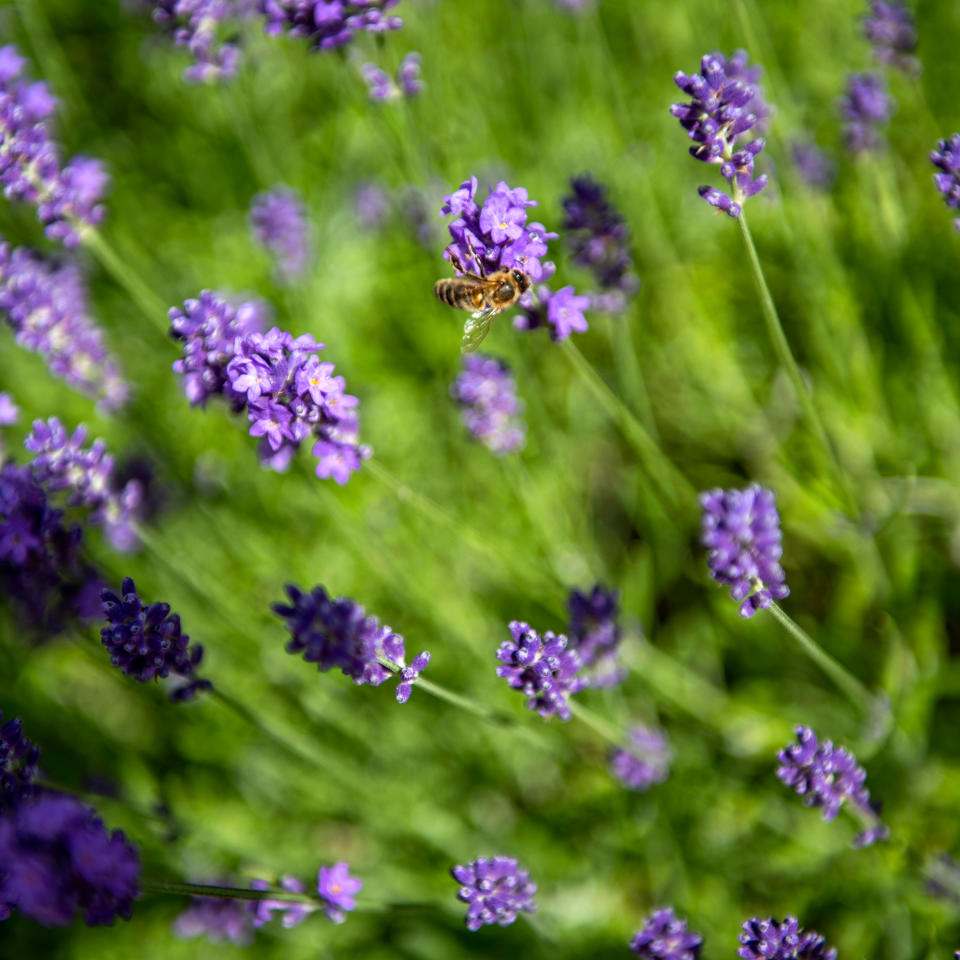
[25,418,142,552]
[173,889,253,944]
[513,284,590,341]
[863,1,918,72]
[147,1,243,82]
[361,52,422,100]
[261,0,403,51]
[0,791,140,927]
[566,583,623,685]
[738,916,837,960]
[671,50,770,217]
[273,584,429,702]
[0,710,41,812]
[250,186,312,281]
[249,876,311,929]
[629,907,702,960]
[560,175,639,312]
[610,725,671,792]
[451,856,537,931]
[791,140,835,190]
[0,460,102,636]
[931,134,960,231]
[100,577,212,701]
[450,354,525,455]
[0,242,129,410]
[0,45,108,245]
[496,621,587,720]
[170,292,368,482]
[776,725,888,847]
[700,484,789,617]
[841,73,891,153]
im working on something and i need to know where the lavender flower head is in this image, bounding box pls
[0,242,128,410]
[249,875,310,928]
[863,1,918,72]
[671,50,771,217]
[361,52,422,100]
[841,73,892,153]
[250,186,312,280]
[496,621,587,720]
[0,791,140,926]
[147,1,242,82]
[611,725,670,792]
[100,577,212,701]
[170,293,369,482]
[0,710,41,812]
[317,862,362,923]
[0,45,108,246]
[354,182,390,229]
[738,916,837,960]
[791,141,835,190]
[630,907,702,960]
[450,355,525,455]
[700,484,789,617]
[513,283,590,341]
[931,134,960,231]
[450,856,536,931]
[261,1,403,52]
[0,393,17,428]
[273,584,429,703]
[174,888,253,944]
[777,725,888,847]
[561,175,639,310]
[567,583,623,684]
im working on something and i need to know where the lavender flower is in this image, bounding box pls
[561,175,639,310]
[610,725,670,792]
[700,484,789,618]
[0,241,128,410]
[450,354,525,455]
[791,141,835,190]
[100,577,212,701]
[738,916,837,960]
[250,186,312,280]
[630,907,702,959]
[0,710,41,812]
[173,888,253,944]
[261,1,403,52]
[671,51,770,217]
[514,283,590,341]
[317,862,362,923]
[841,73,892,153]
[450,856,536,931]
[146,1,242,82]
[0,45,108,245]
[354,182,390,229]
[566,583,623,684]
[170,293,368,481]
[0,791,140,927]
[496,621,587,720]
[273,584,429,702]
[931,134,960,231]
[25,418,142,552]
[361,52,421,101]
[0,393,16,427]
[776,725,888,847]
[249,876,310,928]
[863,1,918,72]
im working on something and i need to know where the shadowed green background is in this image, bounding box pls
[2,0,960,956]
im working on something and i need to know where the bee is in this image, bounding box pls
[434,250,531,352]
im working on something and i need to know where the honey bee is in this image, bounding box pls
[434,250,531,352]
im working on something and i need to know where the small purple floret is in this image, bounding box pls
[173,887,253,944]
[514,283,590,341]
[261,1,403,52]
[630,907,702,959]
[248,875,310,928]
[450,354,525,455]
[450,855,536,931]
[611,726,670,792]
[738,916,837,960]
[317,862,362,923]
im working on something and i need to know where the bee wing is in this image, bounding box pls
[461,310,496,353]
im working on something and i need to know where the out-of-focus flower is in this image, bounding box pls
[931,134,960,231]
[147,1,244,82]
[261,0,403,52]
[841,73,892,152]
[0,709,41,812]
[450,354,525,455]
[360,53,421,101]
[249,876,311,928]
[0,394,17,427]
[738,916,837,960]
[173,887,253,944]
[610,725,670,792]
[630,907,702,959]
[317,862,362,923]
[250,186,312,281]
[700,484,789,618]
[450,856,536,931]
[354,182,390,229]
[863,1,918,72]
[791,140,835,190]
[566,584,623,684]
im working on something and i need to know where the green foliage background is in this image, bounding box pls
[2,0,960,956]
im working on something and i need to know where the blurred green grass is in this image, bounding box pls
[2,0,960,957]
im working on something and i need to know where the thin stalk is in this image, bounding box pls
[141,879,315,903]
[568,700,623,749]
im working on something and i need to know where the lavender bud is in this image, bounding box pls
[450,855,536,931]
[630,907,702,959]
[931,133,960,231]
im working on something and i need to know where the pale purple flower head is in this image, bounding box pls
[361,52,421,101]
[273,584,429,702]
[0,241,128,410]
[250,186,312,280]
[261,0,403,52]
[450,355,525,455]
[450,855,536,931]
[397,52,422,96]
[700,484,789,617]
[0,709,41,812]
[354,182,390,229]
[931,134,960,231]
[776,725,888,847]
[317,862,362,923]
[496,621,587,720]
[630,907,702,960]
[841,73,892,152]
[514,283,590,341]
[671,50,770,217]
[0,393,18,427]
[100,577,212,701]
[791,141,835,190]
[738,916,837,960]
[173,889,253,944]
[0,791,140,927]
[863,1,918,72]
[566,583,623,683]
[611,725,670,792]
[248,876,310,929]
[147,1,242,83]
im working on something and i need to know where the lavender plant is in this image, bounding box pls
[361,52,422,100]
[450,856,537,931]
[931,134,960,230]
[738,916,837,959]
[249,186,312,281]
[610,725,671,792]
[629,907,702,959]
[841,73,892,153]
[260,0,403,51]
[450,354,525,455]
[863,1,918,72]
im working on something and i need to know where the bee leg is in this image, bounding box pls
[449,251,483,283]
[464,236,487,278]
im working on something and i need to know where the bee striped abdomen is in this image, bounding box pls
[434,279,484,312]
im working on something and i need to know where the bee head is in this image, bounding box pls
[511,269,530,293]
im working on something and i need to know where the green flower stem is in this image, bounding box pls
[140,879,316,904]
[568,700,624,748]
